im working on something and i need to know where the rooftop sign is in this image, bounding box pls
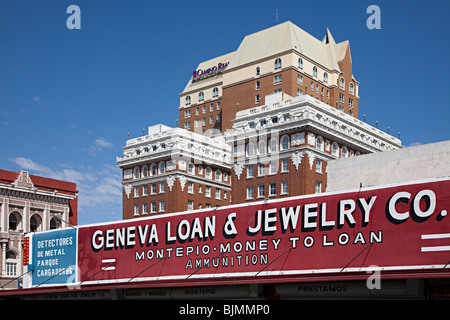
[192,62,229,83]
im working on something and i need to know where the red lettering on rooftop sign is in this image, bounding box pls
[77,179,450,286]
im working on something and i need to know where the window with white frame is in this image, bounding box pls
[215,188,221,199]
[339,78,345,90]
[188,163,194,174]
[215,170,221,181]
[184,109,191,118]
[281,158,289,172]
[134,167,140,179]
[142,202,148,214]
[142,166,148,177]
[5,252,17,276]
[315,181,322,194]
[159,200,165,212]
[274,74,282,85]
[258,184,265,198]
[256,67,260,75]
[280,135,289,150]
[213,87,218,98]
[316,159,322,173]
[269,138,277,153]
[269,182,276,196]
[275,58,282,70]
[188,182,194,194]
[159,181,165,193]
[323,72,328,83]
[185,122,191,130]
[134,204,139,216]
[255,94,260,104]
[151,183,156,194]
[258,163,265,176]
[246,142,255,157]
[206,186,211,197]
[187,200,194,211]
[349,98,354,107]
[198,91,204,102]
[297,74,303,85]
[339,93,344,102]
[349,82,354,95]
[258,140,266,155]
[332,142,339,157]
[298,58,303,70]
[246,186,253,199]
[281,180,288,195]
[313,66,318,78]
[316,136,324,151]
[209,115,213,124]
[142,184,148,196]
[134,186,139,198]
[269,161,277,174]
[256,81,260,90]
[159,162,165,174]
[198,185,202,193]
[150,164,157,176]
[205,167,212,179]
[185,96,191,106]
[247,165,254,178]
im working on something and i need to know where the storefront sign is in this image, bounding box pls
[75,179,450,286]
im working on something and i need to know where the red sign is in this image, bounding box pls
[23,237,30,266]
[77,179,450,286]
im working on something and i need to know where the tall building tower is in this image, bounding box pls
[118,21,401,218]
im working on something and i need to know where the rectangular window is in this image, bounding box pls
[281,180,288,195]
[256,81,260,90]
[185,122,191,130]
[196,107,199,115]
[206,186,211,197]
[255,94,260,104]
[198,185,202,194]
[258,184,265,198]
[134,204,139,216]
[188,200,194,211]
[316,159,322,173]
[315,181,322,194]
[134,186,139,198]
[209,116,213,124]
[339,93,344,102]
[202,105,206,114]
[297,88,303,96]
[188,182,194,194]
[215,188,221,200]
[184,110,191,118]
[151,183,156,194]
[142,184,148,196]
[142,202,148,214]
[159,200,165,212]
[269,161,277,174]
[281,158,289,172]
[247,165,254,178]
[217,101,220,110]
[349,98,354,107]
[274,75,282,85]
[269,182,276,196]
[297,75,303,85]
[246,186,253,199]
[151,201,156,213]
[258,163,265,176]
[159,182,165,193]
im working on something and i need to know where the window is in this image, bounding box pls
[256,81,260,90]
[342,146,349,158]
[297,75,303,85]
[196,107,199,115]
[134,186,139,197]
[188,200,194,211]
[134,204,139,216]
[213,87,218,98]
[274,75,282,85]
[247,165,254,178]
[246,186,253,199]
[311,81,314,91]
[150,164,157,176]
[349,83,354,95]
[298,58,303,70]
[159,200,165,212]
[185,96,191,106]
[198,185,203,194]
[281,158,289,172]
[281,136,289,150]
[30,215,41,232]
[206,186,211,197]
[269,161,277,174]
[215,188,221,200]
[184,109,191,118]
[313,66,318,78]
[339,93,344,102]
[159,162,165,174]
[159,181,165,193]
[323,72,328,83]
[258,184,265,198]
[255,94,260,104]
[274,89,281,93]
[275,58,282,70]
[188,163,194,174]
[215,170,222,181]
[198,92,204,102]
[316,136,324,151]
[332,142,339,157]
[297,89,303,96]
[316,84,319,93]
[143,184,148,195]
[9,212,21,231]
[269,138,277,153]
[202,105,206,114]
[5,252,17,276]
[134,167,140,179]
[315,181,322,194]
[316,159,322,173]
[269,182,276,196]
[209,115,213,124]
[142,202,148,214]
[258,140,266,155]
[340,78,345,90]
[246,142,255,157]
[202,118,206,126]
[205,167,212,179]
[256,67,260,75]
[349,98,354,107]
[281,180,288,195]
[258,163,265,176]
[217,101,220,110]
[198,166,203,175]
[142,166,148,177]
[185,122,191,130]
[49,217,60,230]
[187,182,193,194]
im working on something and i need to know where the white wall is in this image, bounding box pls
[327,140,450,191]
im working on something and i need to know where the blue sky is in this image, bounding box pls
[1,0,449,225]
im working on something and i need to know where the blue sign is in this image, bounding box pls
[31,228,77,286]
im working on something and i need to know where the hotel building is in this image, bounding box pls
[118,21,402,218]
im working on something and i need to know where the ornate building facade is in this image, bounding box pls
[0,170,77,289]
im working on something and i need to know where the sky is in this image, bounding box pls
[0,0,449,225]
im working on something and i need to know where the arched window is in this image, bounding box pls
[30,214,42,232]
[274,58,282,70]
[212,87,219,98]
[142,165,148,177]
[198,92,204,102]
[298,58,303,70]
[313,66,318,78]
[280,136,289,150]
[258,140,266,155]
[316,136,324,151]
[349,82,354,95]
[133,167,140,179]
[332,142,340,157]
[339,77,345,90]
[323,72,328,83]
[269,138,278,153]
[150,164,157,176]
[215,170,222,181]
[256,67,260,75]
[185,96,191,106]
[5,251,17,276]
[342,146,349,158]
[50,216,61,230]
[9,212,21,231]
[246,142,255,157]
[205,167,212,179]
[158,162,165,174]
